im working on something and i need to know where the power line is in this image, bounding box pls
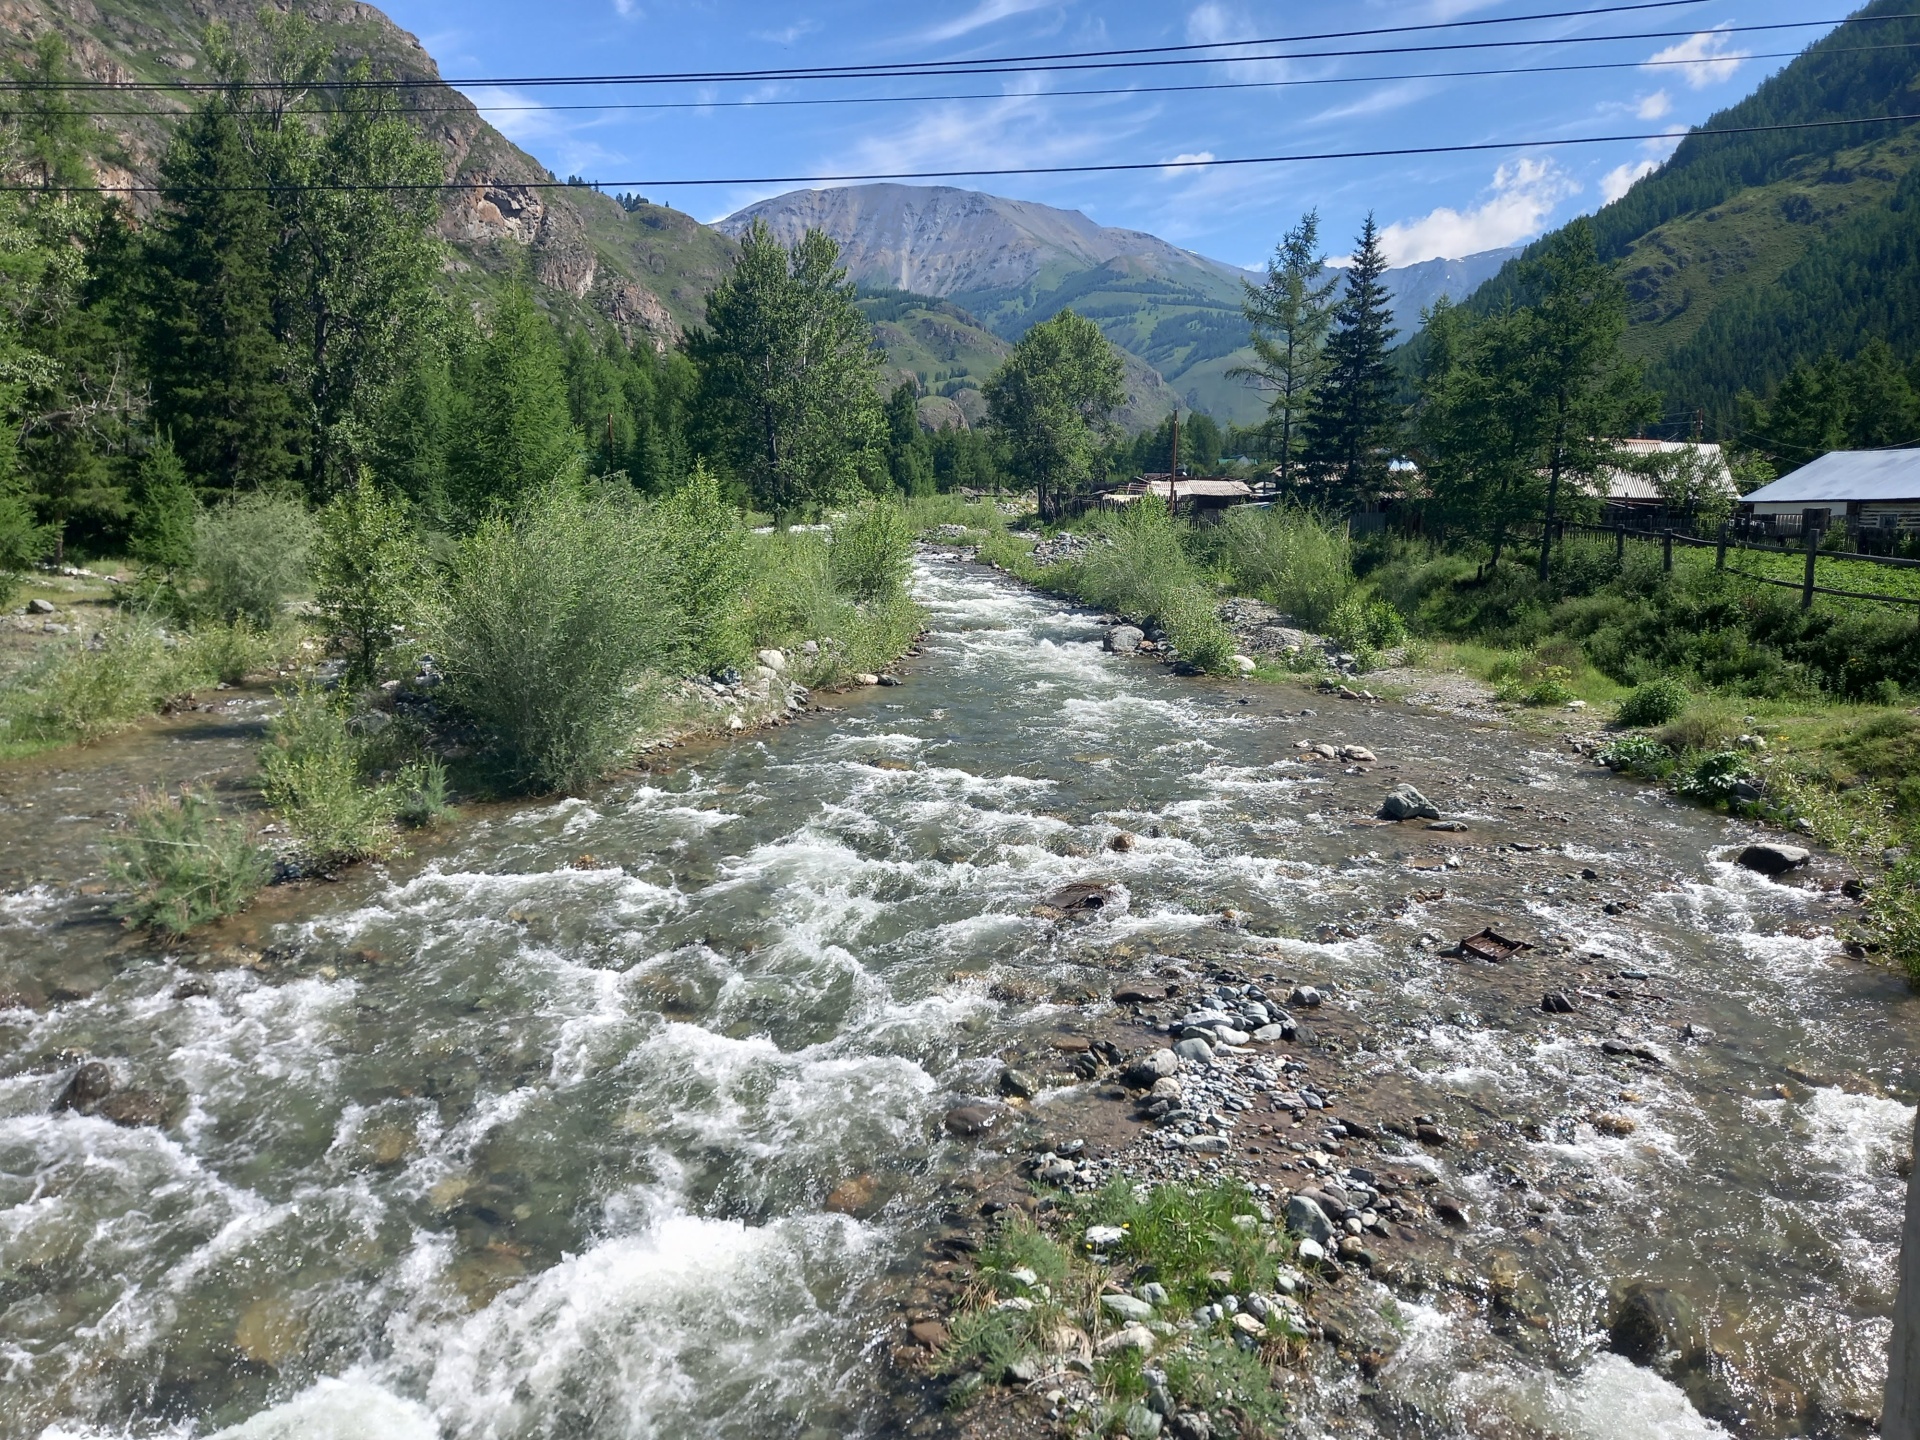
[10,111,1918,193]
[2,8,1904,92]
[3,0,1715,91]
[35,43,1880,119]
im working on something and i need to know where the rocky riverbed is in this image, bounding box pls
[0,555,1912,1440]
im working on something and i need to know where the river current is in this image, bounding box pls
[0,556,1914,1439]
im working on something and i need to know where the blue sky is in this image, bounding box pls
[376,0,1847,269]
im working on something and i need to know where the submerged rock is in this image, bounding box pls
[1608,1281,1706,1374]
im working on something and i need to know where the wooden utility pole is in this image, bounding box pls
[1170,409,1181,516]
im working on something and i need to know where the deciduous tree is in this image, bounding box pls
[984,310,1124,519]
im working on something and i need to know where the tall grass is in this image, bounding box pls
[107,788,271,937]
[1068,499,1236,673]
[0,614,298,752]
[1207,505,1352,627]
[745,509,921,683]
[259,687,404,867]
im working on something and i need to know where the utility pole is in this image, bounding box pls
[1170,409,1181,516]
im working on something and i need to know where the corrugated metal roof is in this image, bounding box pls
[1740,449,1920,504]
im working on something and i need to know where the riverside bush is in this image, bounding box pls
[259,687,401,867]
[1618,676,1690,727]
[1071,498,1237,675]
[433,482,671,792]
[195,492,315,628]
[830,497,915,603]
[1208,505,1351,626]
[107,788,270,936]
[654,466,751,674]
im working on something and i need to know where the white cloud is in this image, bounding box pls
[1161,151,1217,175]
[1636,90,1671,121]
[1645,25,1749,89]
[466,86,626,179]
[1376,157,1580,265]
[916,0,1057,44]
[1601,159,1658,203]
[612,0,638,16]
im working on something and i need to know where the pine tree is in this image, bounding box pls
[141,101,297,493]
[1230,210,1338,486]
[885,381,935,495]
[447,285,581,516]
[1303,215,1399,504]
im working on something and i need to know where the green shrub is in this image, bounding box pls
[1598,733,1674,777]
[1159,584,1238,674]
[1326,595,1407,653]
[259,687,400,867]
[106,788,270,937]
[653,466,752,673]
[1497,664,1577,706]
[432,482,670,792]
[1210,504,1352,626]
[180,618,273,687]
[1618,676,1690,728]
[394,755,451,828]
[1672,749,1757,806]
[195,491,315,627]
[2,615,197,744]
[830,497,915,603]
[314,476,425,688]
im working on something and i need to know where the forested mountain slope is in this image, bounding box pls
[729,186,1513,426]
[5,0,736,347]
[1457,0,1920,431]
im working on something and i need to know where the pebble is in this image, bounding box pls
[1172,1037,1214,1063]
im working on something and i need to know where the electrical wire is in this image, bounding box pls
[31,43,1885,119]
[1,7,1906,92]
[9,110,1918,193]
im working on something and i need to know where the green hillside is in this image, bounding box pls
[1456,0,1920,432]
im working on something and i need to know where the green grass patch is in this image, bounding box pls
[106,788,271,937]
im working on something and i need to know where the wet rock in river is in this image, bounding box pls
[999,1068,1038,1099]
[1114,978,1170,1003]
[1037,880,1126,917]
[1105,624,1145,653]
[1542,991,1576,1014]
[1608,1281,1707,1374]
[1735,843,1810,876]
[1380,785,1441,821]
[824,1175,880,1215]
[53,1061,113,1112]
[944,1104,1000,1137]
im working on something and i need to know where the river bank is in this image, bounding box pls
[0,554,1911,1440]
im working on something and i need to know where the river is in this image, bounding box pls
[0,555,1913,1439]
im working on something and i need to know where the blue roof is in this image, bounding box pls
[1741,449,1920,504]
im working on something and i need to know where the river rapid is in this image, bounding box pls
[0,555,1913,1440]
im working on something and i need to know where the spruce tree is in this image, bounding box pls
[141,102,297,493]
[128,435,199,583]
[447,285,581,516]
[1303,215,1400,505]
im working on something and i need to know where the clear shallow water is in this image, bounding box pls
[0,556,1913,1439]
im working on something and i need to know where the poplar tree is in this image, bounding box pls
[1303,215,1400,505]
[1230,210,1338,486]
[687,221,885,513]
[984,310,1125,519]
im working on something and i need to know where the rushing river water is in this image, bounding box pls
[0,556,1914,1440]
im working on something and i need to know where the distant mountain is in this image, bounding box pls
[7,0,736,347]
[1447,0,1920,432]
[724,185,1515,425]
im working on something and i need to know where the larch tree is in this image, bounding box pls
[1229,209,1338,487]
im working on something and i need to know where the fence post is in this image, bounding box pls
[1803,526,1820,610]
[1662,528,1673,574]
[1716,521,1729,571]
[1616,524,1626,565]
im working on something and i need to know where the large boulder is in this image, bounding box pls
[1285,1193,1335,1246]
[1380,785,1441,822]
[1734,843,1810,876]
[1105,625,1145,654]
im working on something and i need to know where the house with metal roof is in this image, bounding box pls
[1595,439,1737,510]
[1737,449,1920,535]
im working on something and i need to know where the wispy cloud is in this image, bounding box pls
[752,19,818,45]
[1186,3,1287,84]
[1636,90,1672,121]
[916,0,1057,44]
[466,86,628,179]
[1376,157,1579,264]
[612,0,638,17]
[1646,25,1749,89]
